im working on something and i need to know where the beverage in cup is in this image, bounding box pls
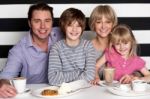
[104,67,115,84]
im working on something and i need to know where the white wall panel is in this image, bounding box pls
[0,4,150,18]
[0,32,27,45]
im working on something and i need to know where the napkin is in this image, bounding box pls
[58,80,91,95]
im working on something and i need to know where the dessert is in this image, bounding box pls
[41,89,58,96]
[58,82,72,95]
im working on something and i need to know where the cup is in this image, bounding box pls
[10,77,26,94]
[104,67,115,84]
[119,84,131,92]
[132,80,147,92]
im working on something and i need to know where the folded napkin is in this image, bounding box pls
[58,80,91,95]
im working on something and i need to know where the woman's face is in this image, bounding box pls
[94,16,113,38]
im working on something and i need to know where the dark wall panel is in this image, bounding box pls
[0,18,150,31]
[0,0,150,4]
[1,44,150,58]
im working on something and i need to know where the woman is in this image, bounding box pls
[89,5,118,79]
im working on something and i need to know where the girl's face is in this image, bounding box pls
[65,20,82,41]
[113,41,132,59]
[95,16,113,38]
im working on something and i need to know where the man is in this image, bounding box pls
[0,3,62,98]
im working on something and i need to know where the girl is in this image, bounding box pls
[48,8,96,86]
[92,24,150,84]
[89,5,118,79]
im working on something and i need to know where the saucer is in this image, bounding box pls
[98,80,120,87]
[107,85,150,96]
[16,88,31,97]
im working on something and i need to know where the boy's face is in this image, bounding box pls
[65,20,82,42]
[28,10,53,41]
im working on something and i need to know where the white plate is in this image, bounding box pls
[31,86,80,98]
[107,85,150,97]
[98,80,120,87]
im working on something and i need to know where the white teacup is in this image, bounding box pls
[132,80,147,92]
[119,84,131,92]
[10,77,26,93]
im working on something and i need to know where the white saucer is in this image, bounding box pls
[107,85,150,96]
[15,88,31,97]
[98,80,120,87]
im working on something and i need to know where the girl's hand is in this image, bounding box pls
[90,78,100,85]
[131,76,140,81]
[119,74,133,84]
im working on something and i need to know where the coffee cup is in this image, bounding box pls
[132,80,147,92]
[10,77,26,94]
[104,67,115,84]
[119,84,131,92]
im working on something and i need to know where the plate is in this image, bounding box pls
[31,86,80,98]
[98,80,120,87]
[107,85,150,97]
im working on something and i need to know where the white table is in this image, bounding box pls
[12,84,150,99]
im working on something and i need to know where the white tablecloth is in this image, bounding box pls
[12,84,150,99]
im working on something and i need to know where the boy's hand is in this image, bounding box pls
[90,78,100,85]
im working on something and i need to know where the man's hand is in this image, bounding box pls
[0,79,17,98]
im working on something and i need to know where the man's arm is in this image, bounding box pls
[0,45,22,98]
[0,45,22,79]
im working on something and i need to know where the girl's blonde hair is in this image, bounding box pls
[89,5,118,31]
[109,24,137,57]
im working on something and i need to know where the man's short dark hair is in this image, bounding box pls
[28,2,53,21]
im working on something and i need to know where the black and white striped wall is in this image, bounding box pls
[0,0,150,70]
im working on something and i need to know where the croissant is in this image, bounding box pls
[41,89,58,96]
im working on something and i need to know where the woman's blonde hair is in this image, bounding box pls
[89,5,118,31]
[109,24,137,57]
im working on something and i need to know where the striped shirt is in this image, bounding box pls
[48,39,96,86]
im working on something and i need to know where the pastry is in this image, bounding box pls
[41,89,58,96]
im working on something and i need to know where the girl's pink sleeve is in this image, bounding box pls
[135,57,146,70]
